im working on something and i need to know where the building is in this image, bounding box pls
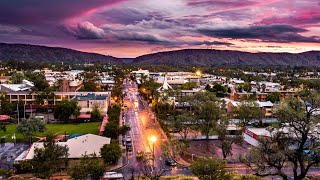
[15,134,111,163]
[2,91,111,106]
[226,100,274,118]
[73,93,109,114]
[0,76,10,84]
[230,91,269,102]
[0,80,34,92]
[58,79,82,92]
[131,69,149,80]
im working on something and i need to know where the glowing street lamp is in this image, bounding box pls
[195,70,202,76]
[150,135,157,168]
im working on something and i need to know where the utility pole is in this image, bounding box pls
[17,102,20,124]
[24,104,26,119]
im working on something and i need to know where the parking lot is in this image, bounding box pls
[0,143,29,169]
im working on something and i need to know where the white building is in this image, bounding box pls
[0,79,34,92]
[15,134,111,163]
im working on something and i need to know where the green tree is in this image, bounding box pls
[54,100,80,123]
[119,125,131,135]
[28,133,69,178]
[103,122,119,139]
[170,110,197,142]
[103,122,130,140]
[232,101,262,126]
[190,157,229,180]
[240,132,288,179]
[90,104,103,122]
[187,92,222,142]
[81,71,100,92]
[241,91,320,180]
[0,169,14,179]
[0,95,14,115]
[25,72,49,91]
[181,82,197,90]
[242,82,252,92]
[208,83,227,97]
[161,139,187,159]
[9,72,25,84]
[216,118,243,159]
[266,92,280,103]
[100,140,122,165]
[16,117,47,141]
[107,104,121,122]
[68,154,105,180]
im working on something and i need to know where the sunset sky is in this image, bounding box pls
[0,0,319,57]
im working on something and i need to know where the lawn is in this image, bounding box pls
[0,122,101,143]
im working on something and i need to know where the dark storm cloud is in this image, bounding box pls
[99,8,164,25]
[115,32,169,44]
[187,0,255,7]
[112,31,234,47]
[185,40,234,46]
[0,0,124,25]
[197,24,320,43]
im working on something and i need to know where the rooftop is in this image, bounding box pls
[23,134,111,160]
[74,93,108,101]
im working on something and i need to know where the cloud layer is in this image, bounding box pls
[0,0,319,57]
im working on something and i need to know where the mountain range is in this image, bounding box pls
[1,43,320,67]
[0,43,120,64]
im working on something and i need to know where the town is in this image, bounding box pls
[1,61,320,180]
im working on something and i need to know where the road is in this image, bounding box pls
[118,79,320,179]
[119,79,191,179]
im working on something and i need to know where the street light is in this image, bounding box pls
[195,70,202,76]
[150,135,157,168]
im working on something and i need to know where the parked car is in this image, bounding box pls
[169,128,180,133]
[127,146,133,152]
[165,159,177,166]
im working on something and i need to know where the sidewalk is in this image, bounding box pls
[99,115,109,135]
[108,153,128,171]
[109,110,129,171]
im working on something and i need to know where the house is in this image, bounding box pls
[0,76,10,84]
[227,100,274,118]
[15,134,111,163]
[257,101,274,118]
[73,93,109,114]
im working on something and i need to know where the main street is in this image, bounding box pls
[119,79,191,179]
[118,78,320,179]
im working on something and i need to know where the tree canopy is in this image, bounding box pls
[26,133,69,178]
[190,157,229,180]
[54,100,80,123]
[68,154,105,180]
[100,140,122,165]
[16,117,47,140]
[241,90,320,180]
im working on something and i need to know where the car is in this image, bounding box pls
[126,142,132,148]
[169,128,180,133]
[127,146,133,152]
[165,159,177,166]
[126,137,132,143]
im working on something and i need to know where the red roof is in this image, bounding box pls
[0,115,11,121]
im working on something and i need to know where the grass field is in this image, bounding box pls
[0,122,101,143]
